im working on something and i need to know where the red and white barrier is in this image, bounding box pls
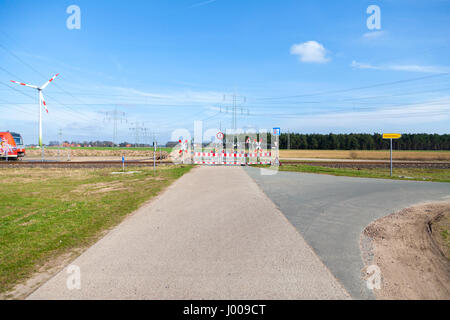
[194,152,271,158]
[193,150,273,166]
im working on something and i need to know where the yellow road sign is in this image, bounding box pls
[382,133,402,139]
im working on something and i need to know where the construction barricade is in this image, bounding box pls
[193,151,221,165]
[246,151,272,165]
[193,151,272,165]
[222,151,246,165]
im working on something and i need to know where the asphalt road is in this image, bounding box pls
[28,166,349,300]
[245,167,450,299]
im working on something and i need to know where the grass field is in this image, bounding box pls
[0,165,192,295]
[280,149,450,161]
[269,164,450,183]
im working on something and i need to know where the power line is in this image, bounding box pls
[257,73,450,101]
[0,67,95,123]
[0,85,88,132]
[250,85,450,107]
[0,79,37,101]
[103,106,127,145]
[0,101,37,118]
[244,98,450,118]
[0,46,98,122]
[129,121,145,147]
[0,42,93,108]
[3,83,450,110]
[223,92,247,130]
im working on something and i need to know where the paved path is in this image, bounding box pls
[28,166,349,300]
[245,167,450,299]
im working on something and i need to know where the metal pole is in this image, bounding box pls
[58,129,62,161]
[287,130,290,150]
[153,133,156,172]
[390,138,393,177]
[39,90,42,148]
[113,106,117,146]
[38,90,44,161]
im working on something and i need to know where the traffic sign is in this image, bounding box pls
[383,133,402,139]
[382,133,402,177]
[273,128,281,136]
[216,132,224,140]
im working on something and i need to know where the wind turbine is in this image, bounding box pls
[10,73,59,148]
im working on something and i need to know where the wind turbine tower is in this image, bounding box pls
[10,74,59,148]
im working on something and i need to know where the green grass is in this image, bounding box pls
[0,165,191,294]
[256,164,450,183]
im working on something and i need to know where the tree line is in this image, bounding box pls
[278,133,450,150]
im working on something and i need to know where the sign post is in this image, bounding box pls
[153,139,156,173]
[179,139,188,164]
[382,133,402,177]
[390,138,393,176]
[272,128,281,166]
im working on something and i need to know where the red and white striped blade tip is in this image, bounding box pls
[40,73,59,90]
[40,92,49,113]
[10,80,38,89]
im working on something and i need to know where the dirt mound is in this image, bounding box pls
[362,202,450,300]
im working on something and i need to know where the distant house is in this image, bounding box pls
[166,141,178,148]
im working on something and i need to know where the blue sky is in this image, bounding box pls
[0,0,449,144]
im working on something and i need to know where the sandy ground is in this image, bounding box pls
[362,202,450,300]
[27,166,349,300]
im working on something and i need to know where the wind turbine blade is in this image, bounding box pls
[40,91,49,113]
[10,80,38,89]
[39,73,59,90]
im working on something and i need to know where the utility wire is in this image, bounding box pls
[257,73,450,100]
[0,66,95,122]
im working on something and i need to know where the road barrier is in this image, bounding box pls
[193,151,272,165]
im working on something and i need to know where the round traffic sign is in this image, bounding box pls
[216,132,224,140]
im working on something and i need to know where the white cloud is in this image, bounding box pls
[351,60,379,70]
[388,65,449,73]
[290,41,330,63]
[351,60,450,73]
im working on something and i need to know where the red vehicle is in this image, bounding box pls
[10,132,25,158]
[0,131,20,159]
